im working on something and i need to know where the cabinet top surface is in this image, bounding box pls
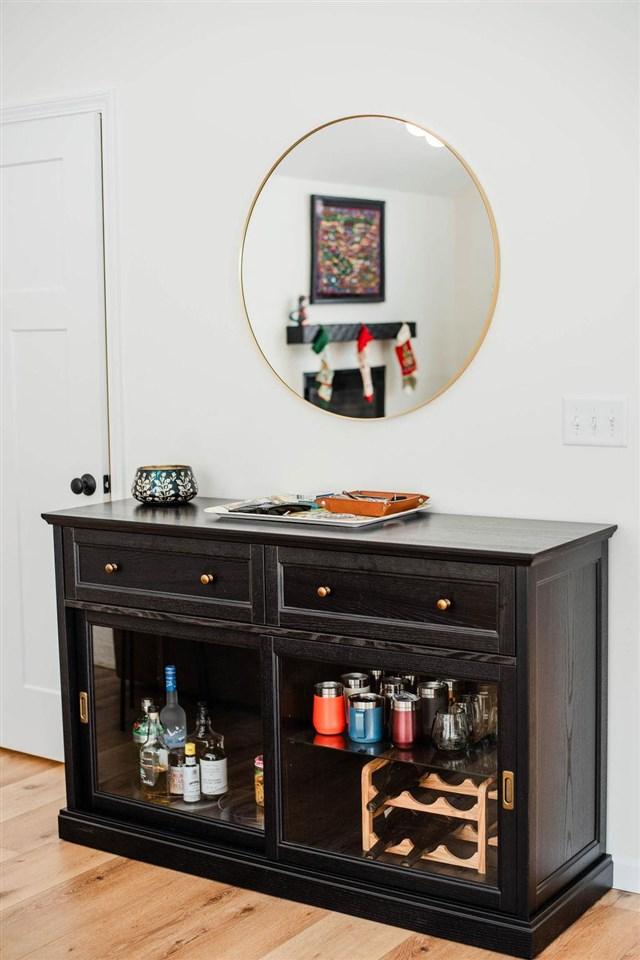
[42,498,616,563]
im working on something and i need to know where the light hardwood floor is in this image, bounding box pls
[0,749,638,960]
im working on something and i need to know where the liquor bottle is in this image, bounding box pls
[182,742,201,802]
[167,747,185,796]
[367,762,422,813]
[401,815,458,867]
[132,697,154,757]
[189,701,212,758]
[139,707,169,802]
[159,665,187,752]
[198,712,228,800]
[365,808,420,860]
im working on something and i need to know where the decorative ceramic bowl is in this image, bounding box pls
[131,465,198,505]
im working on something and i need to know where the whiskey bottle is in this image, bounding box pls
[182,742,201,802]
[199,713,228,800]
[189,701,212,758]
[159,665,187,752]
[139,707,169,803]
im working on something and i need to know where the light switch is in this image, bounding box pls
[562,396,628,447]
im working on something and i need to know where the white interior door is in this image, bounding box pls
[1,111,110,760]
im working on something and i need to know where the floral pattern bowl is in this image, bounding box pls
[132,465,198,505]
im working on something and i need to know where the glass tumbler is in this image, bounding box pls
[432,709,470,753]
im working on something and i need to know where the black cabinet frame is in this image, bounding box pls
[45,504,616,958]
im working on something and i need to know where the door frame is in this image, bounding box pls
[269,632,519,915]
[1,91,124,497]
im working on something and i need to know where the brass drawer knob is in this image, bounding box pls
[317,585,331,599]
[200,573,215,585]
[104,562,119,575]
[436,597,451,611]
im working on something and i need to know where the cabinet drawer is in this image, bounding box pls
[64,528,264,623]
[268,547,514,654]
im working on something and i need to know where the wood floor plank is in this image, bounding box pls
[0,766,66,821]
[0,751,57,789]
[257,912,410,960]
[0,835,116,910]
[0,750,637,960]
[540,902,640,959]
[0,799,62,862]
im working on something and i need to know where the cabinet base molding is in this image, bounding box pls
[58,809,612,959]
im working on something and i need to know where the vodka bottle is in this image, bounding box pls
[182,742,201,802]
[139,707,169,802]
[159,665,186,752]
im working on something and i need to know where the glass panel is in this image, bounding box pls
[91,625,264,833]
[280,656,498,886]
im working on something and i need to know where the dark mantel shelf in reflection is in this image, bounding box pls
[287,728,497,779]
[286,322,417,345]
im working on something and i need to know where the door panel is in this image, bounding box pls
[272,635,517,912]
[79,611,266,851]
[1,112,110,758]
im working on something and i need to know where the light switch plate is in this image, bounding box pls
[562,396,628,447]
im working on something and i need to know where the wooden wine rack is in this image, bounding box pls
[361,758,498,873]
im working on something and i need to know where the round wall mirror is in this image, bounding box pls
[241,115,499,420]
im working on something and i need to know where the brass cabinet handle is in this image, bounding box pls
[502,770,515,810]
[104,562,119,575]
[436,598,451,611]
[317,586,331,599]
[79,691,89,724]
[200,573,215,585]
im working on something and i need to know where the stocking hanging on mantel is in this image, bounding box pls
[394,322,418,392]
[357,324,375,403]
[312,326,334,405]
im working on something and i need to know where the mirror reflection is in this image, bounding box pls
[241,116,499,419]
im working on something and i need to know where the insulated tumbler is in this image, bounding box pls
[313,681,346,735]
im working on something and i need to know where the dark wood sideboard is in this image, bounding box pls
[43,499,616,958]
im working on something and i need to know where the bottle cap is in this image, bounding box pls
[185,742,196,756]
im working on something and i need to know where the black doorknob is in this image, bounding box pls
[70,473,97,496]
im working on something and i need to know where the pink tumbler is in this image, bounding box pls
[390,692,419,748]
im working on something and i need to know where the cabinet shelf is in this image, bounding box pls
[286,322,417,345]
[286,728,497,779]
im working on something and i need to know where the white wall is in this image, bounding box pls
[2,0,638,892]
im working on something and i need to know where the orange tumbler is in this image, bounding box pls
[313,682,346,735]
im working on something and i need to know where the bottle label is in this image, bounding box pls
[168,765,184,795]
[200,758,227,795]
[140,761,157,787]
[183,766,201,802]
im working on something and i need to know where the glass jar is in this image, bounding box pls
[254,755,264,806]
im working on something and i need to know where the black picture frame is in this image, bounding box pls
[310,195,385,304]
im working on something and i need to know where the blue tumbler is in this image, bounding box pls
[348,693,385,744]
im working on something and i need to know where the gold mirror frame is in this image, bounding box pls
[240,114,500,421]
